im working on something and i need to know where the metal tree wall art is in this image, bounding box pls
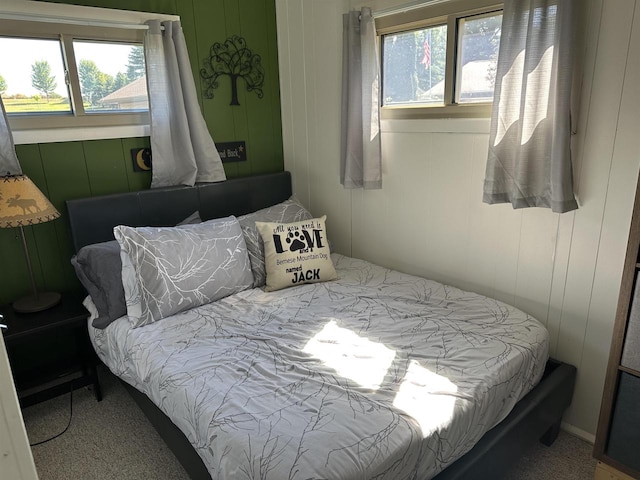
[200,35,265,106]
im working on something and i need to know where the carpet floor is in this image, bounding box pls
[21,368,597,479]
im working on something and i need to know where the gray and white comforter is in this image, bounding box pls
[89,254,549,480]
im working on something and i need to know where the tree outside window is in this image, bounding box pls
[31,60,57,102]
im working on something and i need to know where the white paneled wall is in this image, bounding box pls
[276,0,640,438]
[276,0,353,255]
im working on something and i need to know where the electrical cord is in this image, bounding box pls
[29,386,73,447]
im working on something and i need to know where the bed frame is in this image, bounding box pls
[66,171,577,480]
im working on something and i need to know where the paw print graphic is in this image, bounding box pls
[286,230,307,252]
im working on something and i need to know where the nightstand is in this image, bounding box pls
[0,292,102,407]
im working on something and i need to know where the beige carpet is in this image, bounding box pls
[23,369,190,480]
[22,368,597,479]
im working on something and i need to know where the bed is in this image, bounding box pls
[66,171,576,480]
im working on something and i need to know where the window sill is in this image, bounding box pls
[381,117,490,134]
[12,124,150,145]
[381,103,493,120]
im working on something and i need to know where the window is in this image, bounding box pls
[0,37,70,114]
[73,41,148,113]
[0,3,177,143]
[377,1,502,118]
[382,24,447,106]
[0,19,148,132]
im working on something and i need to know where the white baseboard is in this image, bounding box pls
[561,422,596,444]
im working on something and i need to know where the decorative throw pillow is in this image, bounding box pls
[238,197,313,287]
[115,216,253,327]
[71,211,202,329]
[256,215,337,292]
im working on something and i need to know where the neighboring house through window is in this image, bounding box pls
[98,76,149,111]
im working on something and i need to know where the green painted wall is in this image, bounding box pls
[0,0,283,304]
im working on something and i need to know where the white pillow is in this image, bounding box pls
[82,295,99,323]
[115,216,253,327]
[256,215,337,292]
[119,249,143,326]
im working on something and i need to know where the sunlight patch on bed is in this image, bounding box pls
[303,320,395,390]
[393,360,458,438]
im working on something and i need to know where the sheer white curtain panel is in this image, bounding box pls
[341,7,382,190]
[145,20,226,188]
[483,0,578,213]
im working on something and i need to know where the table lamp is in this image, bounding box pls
[0,174,61,313]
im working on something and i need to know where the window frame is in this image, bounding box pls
[376,0,503,120]
[0,19,148,131]
[0,2,178,143]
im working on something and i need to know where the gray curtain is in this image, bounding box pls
[341,7,382,190]
[145,20,226,188]
[483,0,578,213]
[0,98,21,176]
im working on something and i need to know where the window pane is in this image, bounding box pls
[73,41,148,113]
[456,12,502,104]
[0,37,71,114]
[382,24,447,106]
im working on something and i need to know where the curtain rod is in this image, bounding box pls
[373,0,453,18]
[0,12,179,30]
[0,13,146,29]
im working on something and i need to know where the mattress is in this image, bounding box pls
[89,254,549,480]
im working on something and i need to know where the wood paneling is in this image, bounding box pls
[276,0,640,437]
[0,0,284,304]
[556,0,636,431]
[276,0,353,255]
[82,139,130,196]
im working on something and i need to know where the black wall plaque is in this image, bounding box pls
[218,141,247,163]
[131,148,152,171]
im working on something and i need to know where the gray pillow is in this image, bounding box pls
[238,197,313,287]
[71,241,124,329]
[71,211,202,329]
[178,210,202,226]
[114,216,253,327]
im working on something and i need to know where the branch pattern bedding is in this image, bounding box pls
[88,253,548,479]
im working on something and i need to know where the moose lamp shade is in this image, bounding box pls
[0,175,61,313]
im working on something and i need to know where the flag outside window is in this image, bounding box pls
[421,31,431,69]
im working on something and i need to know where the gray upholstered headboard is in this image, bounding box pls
[66,171,292,252]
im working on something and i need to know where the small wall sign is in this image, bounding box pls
[131,148,152,172]
[218,141,247,163]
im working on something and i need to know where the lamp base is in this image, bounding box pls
[13,291,61,313]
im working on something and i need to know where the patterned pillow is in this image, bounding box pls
[115,216,253,327]
[256,215,337,292]
[71,211,202,330]
[238,197,313,287]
